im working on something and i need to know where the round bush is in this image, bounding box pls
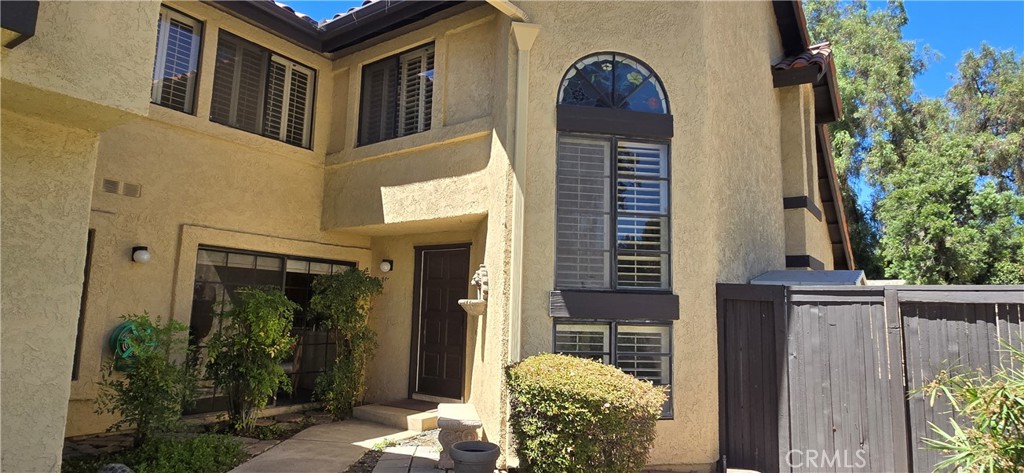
[506,353,667,473]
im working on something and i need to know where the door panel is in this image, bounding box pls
[413,246,469,399]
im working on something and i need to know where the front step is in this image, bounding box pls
[352,404,438,431]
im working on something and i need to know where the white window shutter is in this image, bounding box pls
[151,7,202,113]
[555,137,612,289]
[398,45,434,137]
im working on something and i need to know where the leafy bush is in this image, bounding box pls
[205,287,297,432]
[309,268,384,419]
[62,434,245,473]
[95,314,197,446]
[920,340,1024,472]
[506,354,667,473]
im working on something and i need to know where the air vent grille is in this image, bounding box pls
[101,179,142,198]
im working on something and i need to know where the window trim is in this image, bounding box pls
[151,5,204,115]
[356,42,436,147]
[209,29,318,150]
[555,132,673,293]
[552,319,674,419]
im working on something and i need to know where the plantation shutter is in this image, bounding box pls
[284,66,313,147]
[555,136,612,289]
[263,60,288,141]
[615,141,670,289]
[398,45,434,136]
[151,8,202,113]
[210,32,267,134]
[358,58,398,145]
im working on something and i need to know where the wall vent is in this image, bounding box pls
[121,182,142,198]
[101,179,142,198]
[101,179,121,194]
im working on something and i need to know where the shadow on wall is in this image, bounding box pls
[324,136,493,230]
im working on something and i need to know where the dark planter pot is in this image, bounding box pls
[451,441,500,473]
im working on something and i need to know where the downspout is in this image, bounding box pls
[507,21,539,363]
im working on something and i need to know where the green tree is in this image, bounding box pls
[804,0,927,277]
[309,268,384,419]
[805,2,1024,283]
[205,287,297,432]
[96,313,197,446]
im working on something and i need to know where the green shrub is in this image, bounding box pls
[506,354,667,473]
[920,340,1024,472]
[205,287,297,433]
[309,268,384,419]
[95,313,197,446]
[62,434,246,473]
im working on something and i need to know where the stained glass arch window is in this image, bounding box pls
[558,53,669,114]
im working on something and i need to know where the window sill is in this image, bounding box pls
[549,290,679,321]
[325,116,493,168]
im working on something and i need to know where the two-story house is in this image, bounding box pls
[1,1,850,471]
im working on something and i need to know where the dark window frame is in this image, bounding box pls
[186,245,354,413]
[151,5,205,116]
[209,29,318,150]
[71,229,95,381]
[552,319,674,419]
[357,42,435,147]
[555,132,673,293]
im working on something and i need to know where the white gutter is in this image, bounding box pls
[486,0,529,22]
[508,22,539,362]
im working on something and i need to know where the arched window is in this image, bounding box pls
[558,53,668,114]
[552,54,676,420]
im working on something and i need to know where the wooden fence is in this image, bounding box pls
[717,284,1024,473]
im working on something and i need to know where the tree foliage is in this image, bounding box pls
[805,1,1024,283]
[309,268,384,419]
[205,287,297,432]
[96,313,197,446]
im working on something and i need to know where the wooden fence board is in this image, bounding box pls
[717,284,1022,473]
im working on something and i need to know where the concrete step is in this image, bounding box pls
[353,404,438,432]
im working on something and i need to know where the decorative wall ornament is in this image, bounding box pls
[458,264,488,317]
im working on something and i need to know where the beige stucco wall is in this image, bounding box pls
[1,111,102,472]
[62,1,372,437]
[3,1,840,470]
[1,2,159,470]
[514,2,788,469]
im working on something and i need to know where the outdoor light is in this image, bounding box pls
[379,259,393,273]
[132,246,151,264]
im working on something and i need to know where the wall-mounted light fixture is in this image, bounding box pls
[131,246,151,264]
[379,259,393,273]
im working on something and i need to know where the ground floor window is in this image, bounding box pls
[554,320,673,418]
[187,246,354,413]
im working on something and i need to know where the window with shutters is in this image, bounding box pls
[151,6,202,114]
[358,43,434,146]
[554,321,673,418]
[555,53,672,292]
[210,31,315,148]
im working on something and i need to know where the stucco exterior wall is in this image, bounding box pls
[515,2,788,469]
[1,111,101,472]
[62,1,368,437]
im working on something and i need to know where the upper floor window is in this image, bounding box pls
[558,53,667,114]
[358,43,435,146]
[210,31,315,148]
[152,6,202,114]
[555,53,672,291]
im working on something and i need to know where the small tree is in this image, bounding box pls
[96,313,197,446]
[309,268,384,419]
[921,340,1024,472]
[205,287,297,433]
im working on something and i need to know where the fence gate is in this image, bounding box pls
[718,284,1024,473]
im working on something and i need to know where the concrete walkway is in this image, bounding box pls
[371,445,440,473]
[230,419,412,473]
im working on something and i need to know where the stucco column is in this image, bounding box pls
[507,22,540,363]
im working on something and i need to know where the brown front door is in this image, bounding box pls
[411,245,470,399]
